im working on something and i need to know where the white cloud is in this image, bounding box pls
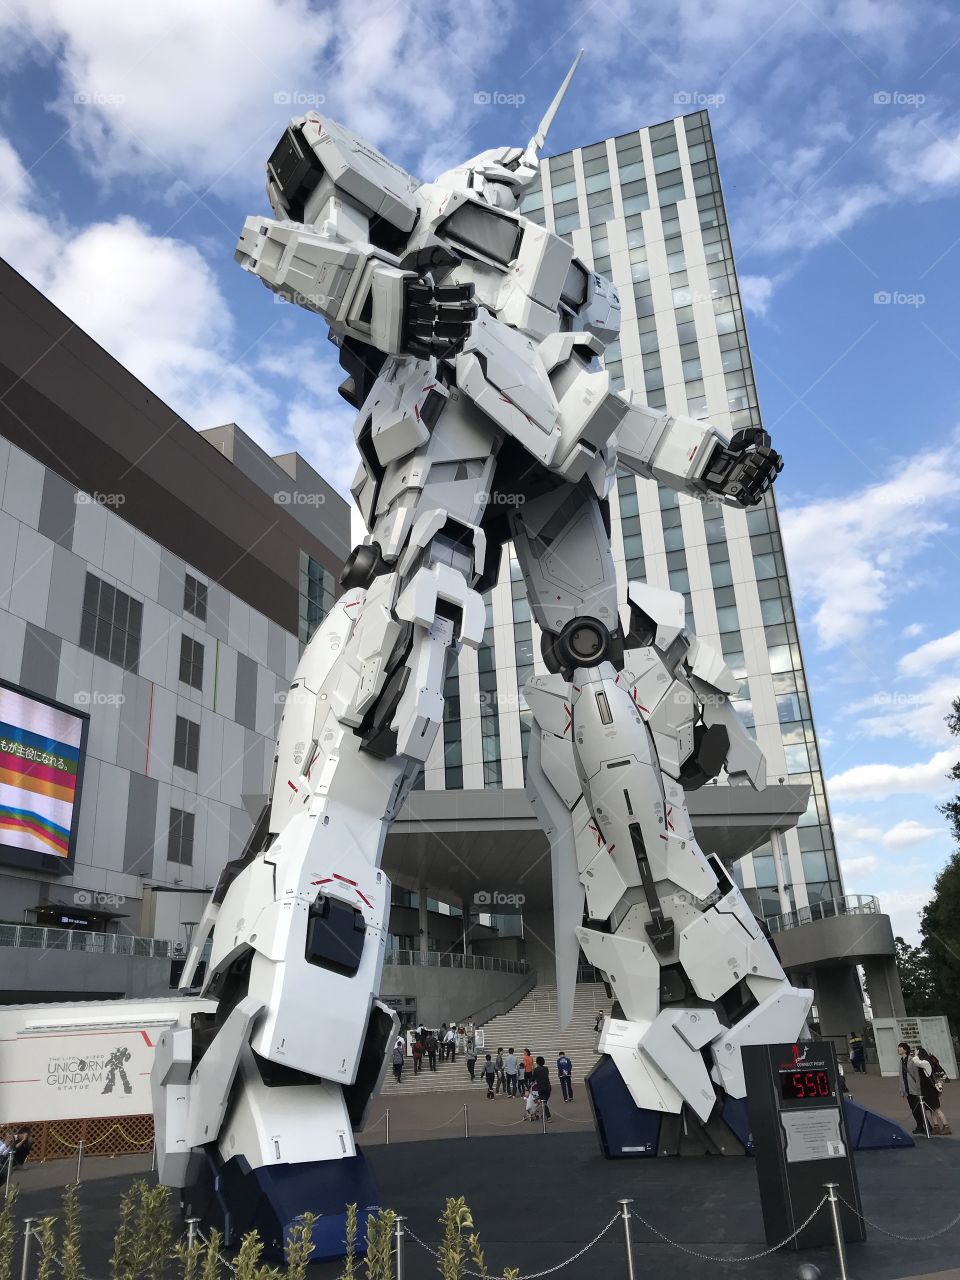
[738,274,777,317]
[903,623,924,639]
[882,819,941,847]
[839,853,879,878]
[851,677,959,745]
[881,887,932,945]
[828,748,956,798]
[899,629,960,677]
[880,112,960,196]
[779,434,960,649]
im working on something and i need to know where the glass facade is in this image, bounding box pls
[298,550,336,644]
[424,111,841,922]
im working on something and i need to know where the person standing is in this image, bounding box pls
[426,1031,438,1071]
[848,1030,865,1073]
[392,1043,404,1085]
[412,1037,423,1075]
[522,1049,534,1097]
[483,1053,496,1098]
[494,1047,506,1094]
[445,1026,457,1062]
[557,1051,574,1102]
[466,1040,478,1081]
[898,1042,925,1133]
[917,1048,952,1134]
[531,1056,552,1119]
[594,1011,604,1033]
[504,1048,518,1096]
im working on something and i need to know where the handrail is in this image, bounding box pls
[767,894,880,935]
[384,947,529,975]
[0,922,184,958]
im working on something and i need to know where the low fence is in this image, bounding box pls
[385,949,528,974]
[0,923,181,959]
[10,1114,154,1163]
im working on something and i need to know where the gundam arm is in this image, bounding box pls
[614,388,782,508]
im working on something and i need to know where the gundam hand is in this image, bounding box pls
[401,279,477,359]
[701,427,783,507]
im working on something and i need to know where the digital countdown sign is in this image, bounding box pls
[0,679,89,874]
[780,1069,832,1102]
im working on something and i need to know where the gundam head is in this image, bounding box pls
[434,51,583,211]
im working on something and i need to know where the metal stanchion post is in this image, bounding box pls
[463,1103,469,1138]
[385,1108,390,1146]
[20,1218,35,1280]
[75,1140,84,1185]
[4,1150,14,1199]
[540,1103,547,1135]
[394,1214,405,1280]
[186,1219,200,1250]
[922,1102,931,1139]
[617,1200,636,1280]
[150,1141,157,1173]
[823,1184,849,1280]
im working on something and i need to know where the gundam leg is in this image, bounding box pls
[153,400,491,1256]
[513,482,812,1157]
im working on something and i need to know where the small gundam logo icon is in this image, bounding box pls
[102,1046,133,1095]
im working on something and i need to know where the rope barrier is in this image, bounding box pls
[45,1124,152,1154]
[196,1227,237,1273]
[839,1195,960,1241]
[629,1195,830,1263]
[405,1212,621,1280]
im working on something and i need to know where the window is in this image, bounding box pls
[80,573,143,672]
[174,715,200,773]
[184,574,207,621]
[300,552,336,643]
[168,808,195,865]
[179,635,204,689]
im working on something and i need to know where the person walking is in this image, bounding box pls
[483,1053,496,1098]
[504,1048,518,1096]
[494,1047,506,1094]
[412,1037,423,1075]
[445,1026,457,1062]
[917,1048,952,1134]
[426,1031,438,1071]
[531,1056,552,1119]
[466,1040,478,1081]
[594,1011,604,1033]
[557,1051,574,1102]
[898,1042,926,1133]
[848,1030,866,1073]
[391,1043,404,1085]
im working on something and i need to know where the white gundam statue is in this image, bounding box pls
[152,54,813,1256]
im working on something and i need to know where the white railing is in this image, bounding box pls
[766,894,880,935]
[384,948,529,974]
[0,922,181,958]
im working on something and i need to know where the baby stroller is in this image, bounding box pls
[525,1088,543,1122]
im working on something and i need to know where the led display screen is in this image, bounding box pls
[0,680,88,872]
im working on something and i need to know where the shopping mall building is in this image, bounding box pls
[0,109,905,1049]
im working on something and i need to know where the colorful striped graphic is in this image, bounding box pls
[0,688,85,860]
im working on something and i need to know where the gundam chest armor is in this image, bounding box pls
[152,56,812,1258]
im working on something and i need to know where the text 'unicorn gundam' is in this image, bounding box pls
[152,53,813,1256]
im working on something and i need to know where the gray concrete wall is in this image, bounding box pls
[379,964,525,1027]
[0,948,173,1002]
[774,911,896,969]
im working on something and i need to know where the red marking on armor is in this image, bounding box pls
[608,844,616,853]
[573,685,581,693]
[666,808,675,831]
[615,673,621,685]
[356,889,373,908]
[630,687,649,713]
[334,873,359,886]
[659,833,668,841]
[500,395,512,404]
[563,705,573,735]
[422,383,436,393]
[311,878,333,885]
[589,822,603,848]
[689,446,697,460]
[287,780,298,793]
[345,600,360,609]
[414,403,420,421]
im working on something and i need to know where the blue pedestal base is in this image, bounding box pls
[586,1055,915,1157]
[182,1147,383,1262]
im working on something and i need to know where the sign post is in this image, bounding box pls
[743,1041,865,1250]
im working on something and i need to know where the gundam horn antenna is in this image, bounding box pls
[521,48,583,168]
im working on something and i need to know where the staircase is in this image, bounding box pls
[386,983,612,1095]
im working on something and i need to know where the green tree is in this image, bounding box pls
[894,936,936,1013]
[920,851,960,1031]
[938,697,960,844]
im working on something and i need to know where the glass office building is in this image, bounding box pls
[422,111,842,927]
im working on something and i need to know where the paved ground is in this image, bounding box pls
[6,1071,957,1279]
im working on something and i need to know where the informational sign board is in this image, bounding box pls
[0,678,89,874]
[0,997,214,1124]
[743,1041,865,1250]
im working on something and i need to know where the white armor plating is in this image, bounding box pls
[153,52,807,1193]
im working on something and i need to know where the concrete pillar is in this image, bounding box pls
[862,956,907,1018]
[813,963,865,1042]
[418,881,429,960]
[520,909,556,985]
[460,899,471,956]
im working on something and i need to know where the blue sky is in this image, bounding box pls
[0,1,957,941]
